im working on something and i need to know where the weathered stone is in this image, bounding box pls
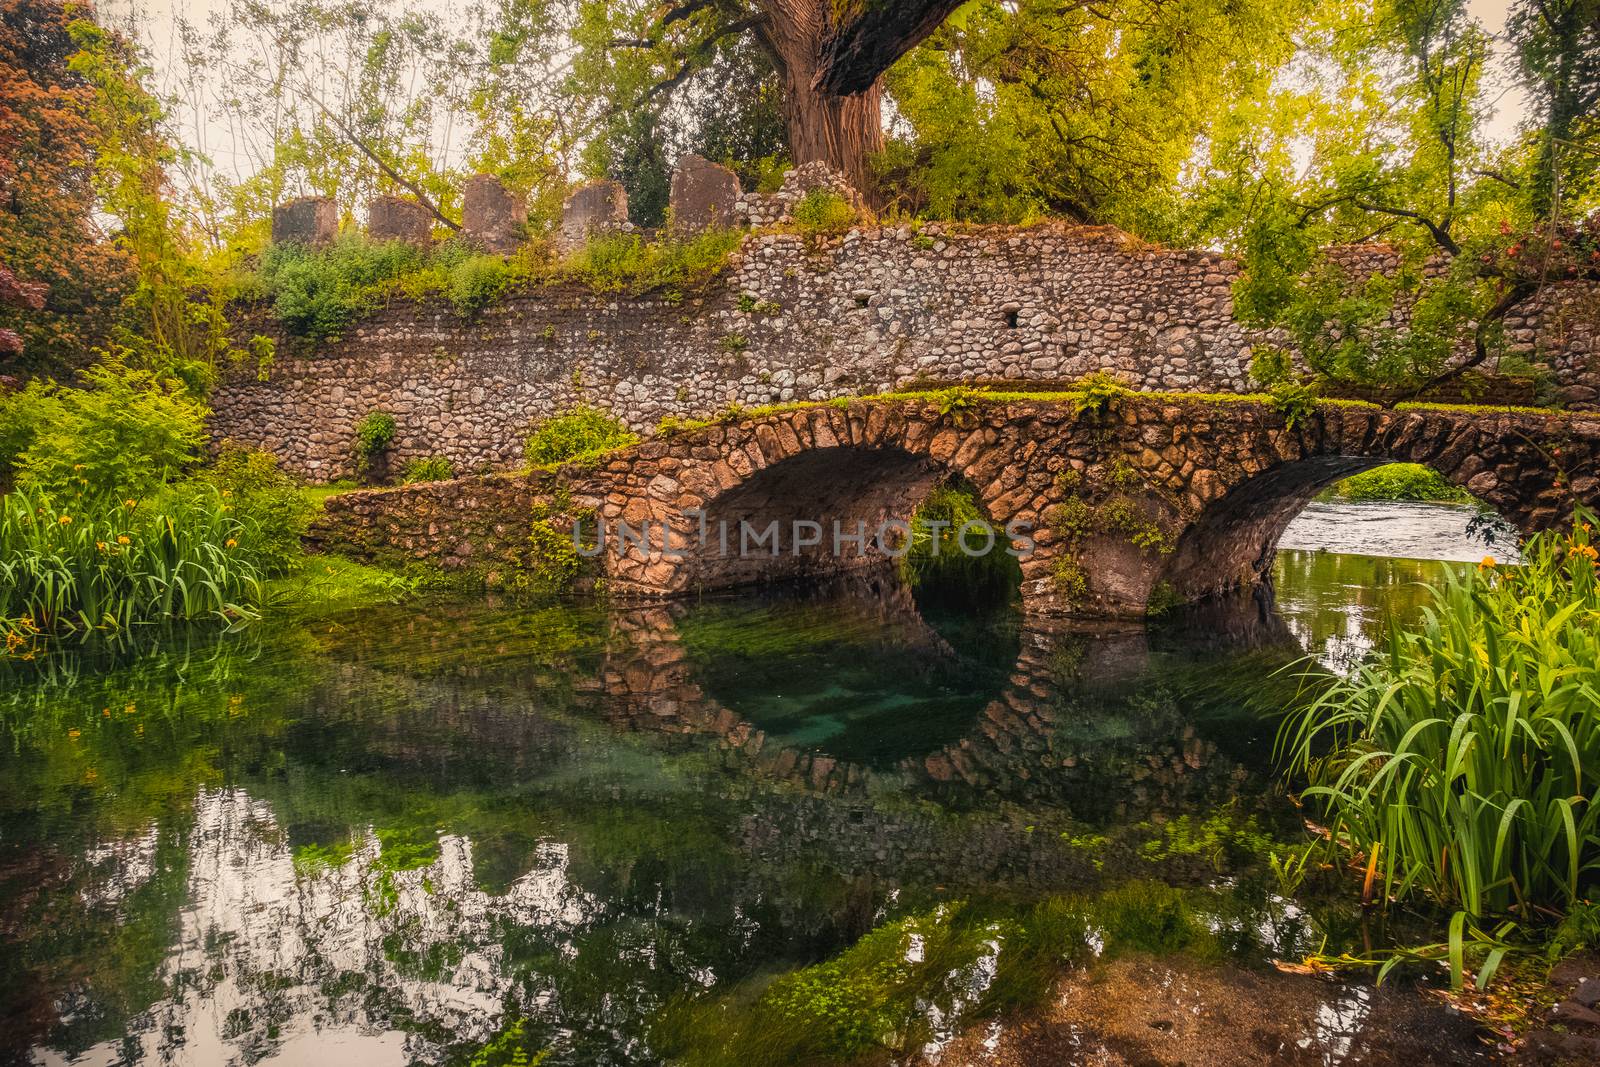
[669,154,740,234]
[367,196,433,246]
[559,180,630,249]
[271,196,337,246]
[461,174,524,254]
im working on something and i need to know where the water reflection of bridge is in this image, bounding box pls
[598,569,1304,814]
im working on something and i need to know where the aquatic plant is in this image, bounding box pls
[652,882,1225,1066]
[1279,511,1600,985]
[1,487,265,647]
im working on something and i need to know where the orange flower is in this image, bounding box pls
[1479,556,1496,570]
[225,538,237,548]
[95,541,107,552]
[117,535,130,545]
[57,514,71,524]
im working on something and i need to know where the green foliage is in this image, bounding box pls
[1,487,265,648]
[1052,555,1088,600]
[444,253,513,314]
[256,236,426,341]
[934,384,984,426]
[655,882,1225,1066]
[1279,513,1600,980]
[1069,370,1128,418]
[523,404,638,468]
[1,362,207,499]
[195,445,314,575]
[402,455,455,484]
[353,411,397,477]
[1268,381,1319,430]
[882,0,1305,233]
[512,510,582,595]
[559,229,743,294]
[1322,463,1473,504]
[789,189,857,235]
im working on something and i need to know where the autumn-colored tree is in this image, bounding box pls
[0,0,133,376]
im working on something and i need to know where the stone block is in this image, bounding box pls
[669,154,740,235]
[462,174,525,254]
[559,179,630,249]
[367,196,433,246]
[271,196,337,246]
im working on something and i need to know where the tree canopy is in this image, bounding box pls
[0,0,1597,391]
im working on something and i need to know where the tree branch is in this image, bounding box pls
[1352,201,1460,256]
[302,90,461,231]
[814,0,969,95]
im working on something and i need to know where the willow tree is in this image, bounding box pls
[588,0,969,195]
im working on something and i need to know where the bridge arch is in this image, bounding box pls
[594,403,1048,600]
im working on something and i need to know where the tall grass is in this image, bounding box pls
[1,487,264,651]
[1279,512,1600,979]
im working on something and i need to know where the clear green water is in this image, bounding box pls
[0,507,1487,1065]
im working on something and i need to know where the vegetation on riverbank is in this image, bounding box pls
[1319,463,1474,504]
[1281,512,1600,987]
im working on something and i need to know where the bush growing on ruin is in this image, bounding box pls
[523,404,638,468]
[790,189,857,235]
[402,456,455,484]
[353,411,396,480]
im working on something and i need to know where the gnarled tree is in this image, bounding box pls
[600,0,969,196]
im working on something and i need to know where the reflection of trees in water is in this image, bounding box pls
[1271,549,1464,670]
[1,573,1348,1066]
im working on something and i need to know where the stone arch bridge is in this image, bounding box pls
[316,393,1600,617]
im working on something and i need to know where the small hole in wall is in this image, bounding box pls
[1004,309,1020,329]
[855,294,871,309]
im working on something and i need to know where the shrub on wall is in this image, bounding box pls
[402,455,455,484]
[790,189,857,235]
[560,229,743,294]
[353,411,397,481]
[257,236,426,341]
[524,404,638,467]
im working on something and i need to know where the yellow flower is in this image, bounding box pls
[117,535,130,545]
[58,514,71,524]
[1479,556,1496,569]
[225,538,237,548]
[124,499,137,508]
[67,729,80,739]
[96,541,107,552]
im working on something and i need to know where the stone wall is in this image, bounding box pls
[212,221,1600,482]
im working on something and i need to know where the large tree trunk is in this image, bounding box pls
[755,0,963,199]
[779,69,883,198]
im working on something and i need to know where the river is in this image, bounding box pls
[0,501,1506,1066]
